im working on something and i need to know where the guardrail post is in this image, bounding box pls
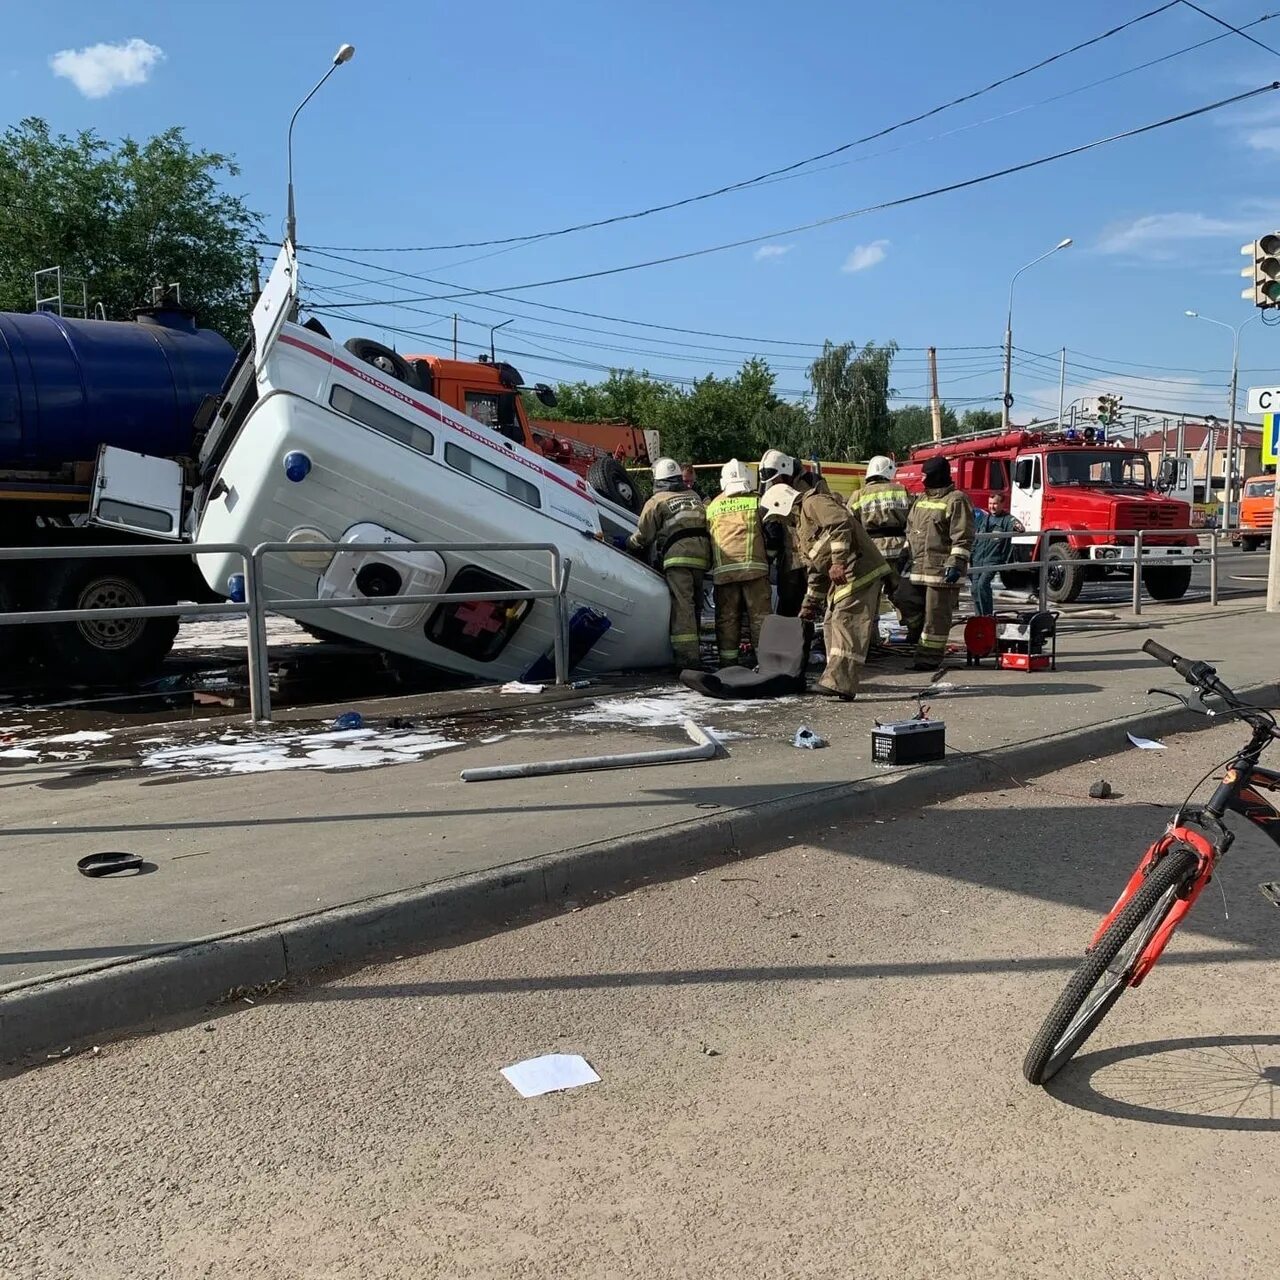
[1131,530,1144,617]
[553,556,572,686]
[1036,531,1051,614]
[1209,527,1219,607]
[244,550,273,724]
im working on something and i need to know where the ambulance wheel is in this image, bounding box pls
[588,457,641,513]
[34,560,178,685]
[343,338,412,385]
[1141,565,1192,601]
[1044,543,1085,604]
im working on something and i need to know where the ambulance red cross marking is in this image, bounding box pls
[455,601,505,637]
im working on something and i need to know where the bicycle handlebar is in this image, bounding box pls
[1142,639,1237,705]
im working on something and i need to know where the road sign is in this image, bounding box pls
[1264,412,1279,467]
[1246,384,1280,414]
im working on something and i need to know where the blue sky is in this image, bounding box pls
[5,0,1280,427]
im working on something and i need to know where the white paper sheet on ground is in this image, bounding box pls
[1127,733,1167,750]
[500,1053,601,1098]
[500,681,545,694]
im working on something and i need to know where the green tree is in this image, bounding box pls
[958,408,1002,434]
[888,404,960,457]
[807,340,898,460]
[0,117,261,340]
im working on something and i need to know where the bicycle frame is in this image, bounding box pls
[1088,754,1280,988]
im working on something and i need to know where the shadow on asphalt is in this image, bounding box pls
[1046,1034,1280,1131]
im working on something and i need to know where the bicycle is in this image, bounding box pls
[1023,639,1280,1086]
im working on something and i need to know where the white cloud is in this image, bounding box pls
[1244,126,1280,153]
[1094,212,1258,260]
[841,240,889,273]
[753,243,793,261]
[50,38,164,99]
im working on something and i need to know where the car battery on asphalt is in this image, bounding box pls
[871,718,946,765]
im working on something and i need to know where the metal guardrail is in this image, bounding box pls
[0,527,1262,721]
[0,539,572,723]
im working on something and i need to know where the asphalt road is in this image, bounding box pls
[5,721,1280,1279]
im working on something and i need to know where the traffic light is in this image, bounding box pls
[1240,233,1280,307]
[1096,393,1123,426]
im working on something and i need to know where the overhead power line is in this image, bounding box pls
[322,82,1280,308]
[301,2,1181,255]
[1179,0,1280,59]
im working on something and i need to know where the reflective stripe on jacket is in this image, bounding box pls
[627,489,711,572]
[906,484,974,586]
[850,478,910,558]
[705,492,768,583]
[796,487,890,610]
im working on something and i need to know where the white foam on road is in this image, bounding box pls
[141,726,462,775]
[569,686,795,738]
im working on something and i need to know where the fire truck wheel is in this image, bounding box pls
[588,457,642,513]
[1141,565,1192,601]
[1044,543,1085,604]
[34,560,179,686]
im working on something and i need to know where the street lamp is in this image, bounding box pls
[1003,238,1072,430]
[1184,309,1260,519]
[286,43,355,249]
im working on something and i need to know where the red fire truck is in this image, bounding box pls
[897,426,1204,603]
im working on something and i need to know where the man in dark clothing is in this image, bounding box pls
[970,492,1022,616]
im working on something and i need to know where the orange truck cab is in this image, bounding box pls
[403,353,647,510]
[898,425,1203,604]
[1235,474,1275,551]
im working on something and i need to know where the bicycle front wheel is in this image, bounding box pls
[1023,845,1200,1086]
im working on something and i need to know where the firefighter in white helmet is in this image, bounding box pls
[849,456,910,566]
[758,449,808,617]
[705,459,771,666]
[760,470,890,700]
[627,457,711,668]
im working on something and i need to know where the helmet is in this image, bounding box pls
[759,484,801,520]
[758,449,797,487]
[652,456,684,492]
[720,458,755,497]
[866,455,896,482]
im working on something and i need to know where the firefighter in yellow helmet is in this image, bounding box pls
[627,456,711,668]
[706,459,772,666]
[899,454,974,671]
[760,470,890,700]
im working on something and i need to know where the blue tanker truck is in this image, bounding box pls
[0,303,235,682]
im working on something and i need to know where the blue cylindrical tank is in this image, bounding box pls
[0,309,236,468]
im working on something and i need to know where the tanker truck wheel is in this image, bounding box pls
[36,561,179,685]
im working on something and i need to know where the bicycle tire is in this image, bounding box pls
[1023,845,1200,1086]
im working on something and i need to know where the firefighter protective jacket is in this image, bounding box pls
[796,487,890,611]
[905,484,974,587]
[705,492,768,584]
[627,489,711,572]
[849,477,911,555]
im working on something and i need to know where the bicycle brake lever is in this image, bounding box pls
[1148,687,1194,711]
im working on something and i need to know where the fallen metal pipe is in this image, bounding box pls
[460,719,720,782]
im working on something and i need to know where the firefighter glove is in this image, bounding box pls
[943,566,961,585]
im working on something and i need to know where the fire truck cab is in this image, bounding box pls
[899,426,1204,603]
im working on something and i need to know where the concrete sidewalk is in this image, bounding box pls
[0,595,1275,1062]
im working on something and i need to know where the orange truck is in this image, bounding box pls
[397,350,648,509]
[1235,474,1275,552]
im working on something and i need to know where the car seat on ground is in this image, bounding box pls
[678,615,807,700]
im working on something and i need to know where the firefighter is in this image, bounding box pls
[899,455,974,671]
[627,456,711,668]
[706,459,772,667]
[760,471,890,700]
[849,456,910,567]
[758,449,808,617]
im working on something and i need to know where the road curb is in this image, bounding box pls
[3,685,1273,1067]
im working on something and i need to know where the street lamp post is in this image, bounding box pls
[1185,310,1260,523]
[1002,238,1072,431]
[286,43,355,249]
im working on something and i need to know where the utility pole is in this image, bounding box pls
[928,346,943,442]
[453,314,458,360]
[1057,347,1066,426]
